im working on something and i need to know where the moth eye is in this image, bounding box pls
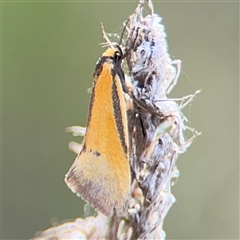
[114,51,122,62]
[115,51,120,57]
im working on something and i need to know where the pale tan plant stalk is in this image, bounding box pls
[33,1,200,239]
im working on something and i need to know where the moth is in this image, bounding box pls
[65,47,130,217]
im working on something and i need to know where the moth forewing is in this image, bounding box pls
[65,48,131,217]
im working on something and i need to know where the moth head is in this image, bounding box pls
[102,46,123,64]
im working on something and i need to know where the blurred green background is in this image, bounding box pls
[2,1,238,239]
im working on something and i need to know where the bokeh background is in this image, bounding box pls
[2,1,238,239]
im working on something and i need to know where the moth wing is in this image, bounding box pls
[65,149,129,216]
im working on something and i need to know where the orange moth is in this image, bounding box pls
[65,47,130,217]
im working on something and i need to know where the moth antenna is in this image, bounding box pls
[119,19,130,47]
[100,22,114,49]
